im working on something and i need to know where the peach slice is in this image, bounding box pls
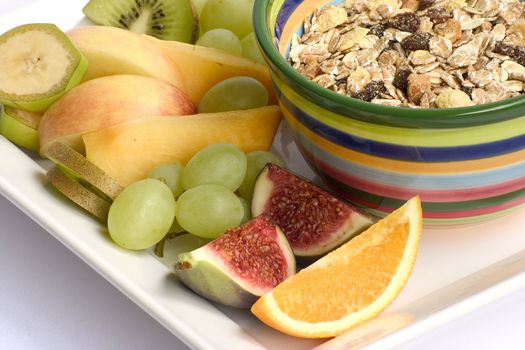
[39,74,195,153]
[83,105,282,186]
[146,36,276,105]
[67,26,186,92]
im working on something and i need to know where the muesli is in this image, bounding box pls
[288,0,525,108]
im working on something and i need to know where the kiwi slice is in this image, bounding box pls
[0,106,42,151]
[44,141,124,201]
[47,166,111,222]
[83,0,198,43]
[0,23,88,112]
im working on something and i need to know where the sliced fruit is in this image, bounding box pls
[82,105,282,187]
[38,74,195,153]
[0,23,88,112]
[251,196,422,338]
[44,141,123,201]
[145,36,276,105]
[82,0,197,43]
[237,150,284,202]
[174,215,296,308]
[251,164,374,257]
[47,166,111,222]
[67,26,186,91]
[0,105,42,151]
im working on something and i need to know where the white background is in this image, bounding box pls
[1,1,525,349]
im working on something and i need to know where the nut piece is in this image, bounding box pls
[339,26,370,51]
[435,19,462,42]
[402,0,420,11]
[316,7,348,32]
[429,35,453,58]
[347,67,371,94]
[407,73,431,102]
[443,0,466,12]
[502,60,525,81]
[435,88,473,107]
[411,50,436,65]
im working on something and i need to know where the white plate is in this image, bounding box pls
[1,2,525,349]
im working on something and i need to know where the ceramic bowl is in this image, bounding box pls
[253,0,525,224]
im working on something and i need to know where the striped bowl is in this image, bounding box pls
[253,0,525,224]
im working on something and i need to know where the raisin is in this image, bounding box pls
[426,8,451,24]
[401,32,432,50]
[494,41,516,57]
[393,68,411,90]
[354,81,387,101]
[460,85,473,98]
[419,0,434,10]
[369,23,386,38]
[386,12,420,33]
[513,46,525,66]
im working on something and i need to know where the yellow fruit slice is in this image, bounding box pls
[251,196,422,338]
[145,36,276,105]
[83,105,282,187]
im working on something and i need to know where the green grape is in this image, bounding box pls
[238,150,285,202]
[198,76,268,113]
[182,143,247,191]
[108,179,176,250]
[192,0,207,17]
[196,29,242,55]
[148,163,185,199]
[238,196,251,224]
[200,0,254,39]
[176,184,244,238]
[241,32,265,64]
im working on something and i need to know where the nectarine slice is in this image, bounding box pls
[68,26,186,92]
[39,74,195,154]
[145,36,276,105]
[82,106,282,186]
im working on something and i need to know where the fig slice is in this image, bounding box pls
[173,215,295,308]
[251,164,374,258]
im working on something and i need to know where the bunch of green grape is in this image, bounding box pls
[107,144,284,250]
[194,0,265,64]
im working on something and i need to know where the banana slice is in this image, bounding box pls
[47,166,111,222]
[0,105,42,151]
[44,141,124,201]
[0,23,88,112]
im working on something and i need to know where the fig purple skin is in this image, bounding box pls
[173,215,295,308]
[251,164,374,258]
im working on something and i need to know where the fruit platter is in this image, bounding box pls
[1,0,525,349]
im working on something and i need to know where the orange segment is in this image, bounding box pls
[251,196,422,338]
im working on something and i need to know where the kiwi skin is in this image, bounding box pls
[47,166,111,222]
[44,141,124,201]
[82,0,198,43]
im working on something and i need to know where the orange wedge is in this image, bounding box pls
[251,196,422,338]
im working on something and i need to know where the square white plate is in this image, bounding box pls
[1,1,525,349]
